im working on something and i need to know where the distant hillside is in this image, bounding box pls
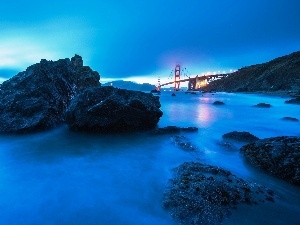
[205,51,300,92]
[102,80,155,91]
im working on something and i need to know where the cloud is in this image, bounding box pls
[0,37,58,70]
[0,17,93,72]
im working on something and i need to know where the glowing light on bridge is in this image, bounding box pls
[157,65,228,91]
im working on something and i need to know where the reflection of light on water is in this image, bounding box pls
[199,97,210,103]
[196,104,216,126]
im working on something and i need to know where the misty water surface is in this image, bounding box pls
[0,92,299,225]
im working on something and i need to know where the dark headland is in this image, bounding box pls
[203,51,300,96]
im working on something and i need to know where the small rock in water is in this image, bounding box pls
[252,103,271,108]
[281,117,299,122]
[222,131,260,143]
[213,101,225,105]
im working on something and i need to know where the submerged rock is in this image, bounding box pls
[151,126,198,135]
[0,55,100,133]
[240,136,300,185]
[213,100,225,105]
[252,103,271,108]
[222,131,260,143]
[162,162,275,225]
[65,86,163,132]
[171,135,198,151]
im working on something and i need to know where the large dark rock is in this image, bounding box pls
[65,86,163,132]
[163,162,275,225]
[240,136,300,185]
[0,55,100,133]
[222,131,260,142]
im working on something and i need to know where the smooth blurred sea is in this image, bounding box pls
[0,91,299,225]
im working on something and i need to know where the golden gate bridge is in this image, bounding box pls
[155,64,228,91]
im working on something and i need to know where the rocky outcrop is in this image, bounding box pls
[0,55,100,133]
[163,162,275,225]
[252,103,271,108]
[171,135,198,151]
[222,131,260,142]
[65,86,163,132]
[151,126,198,135]
[240,136,300,185]
[213,101,225,105]
[204,51,300,92]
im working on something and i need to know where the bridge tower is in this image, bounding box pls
[156,77,161,91]
[174,64,181,91]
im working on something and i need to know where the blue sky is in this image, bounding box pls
[1,0,300,85]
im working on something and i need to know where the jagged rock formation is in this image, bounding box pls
[205,51,300,92]
[240,136,300,185]
[163,162,275,225]
[0,55,100,133]
[222,131,260,142]
[65,86,163,132]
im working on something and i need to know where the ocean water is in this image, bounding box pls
[0,91,299,225]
